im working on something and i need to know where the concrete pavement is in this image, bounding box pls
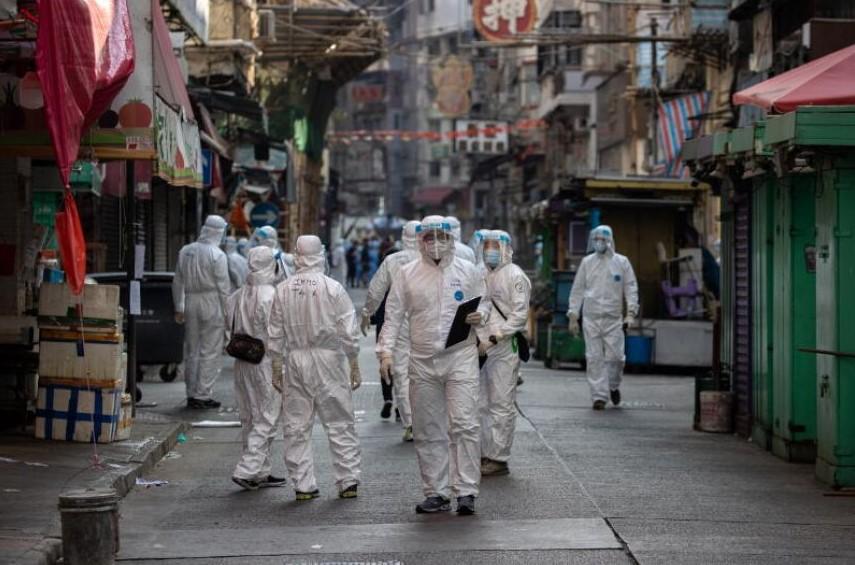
[109,287,855,564]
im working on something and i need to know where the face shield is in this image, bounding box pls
[591,225,615,255]
[417,216,455,261]
[483,230,512,269]
[236,238,250,257]
[251,226,279,250]
[223,236,238,254]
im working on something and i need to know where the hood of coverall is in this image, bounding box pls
[402,220,420,252]
[251,226,279,250]
[470,228,489,266]
[236,238,250,257]
[294,235,326,273]
[418,215,455,263]
[198,215,227,246]
[484,229,513,270]
[223,236,238,254]
[591,225,616,256]
[245,246,277,286]
[444,216,463,242]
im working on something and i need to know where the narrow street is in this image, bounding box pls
[112,291,855,565]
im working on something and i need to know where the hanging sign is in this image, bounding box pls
[473,0,538,43]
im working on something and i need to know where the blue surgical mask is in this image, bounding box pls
[485,249,501,267]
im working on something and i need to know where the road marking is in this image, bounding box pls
[118,517,620,560]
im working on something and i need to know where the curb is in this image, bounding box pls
[15,420,188,565]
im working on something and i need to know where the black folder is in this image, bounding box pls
[444,296,482,349]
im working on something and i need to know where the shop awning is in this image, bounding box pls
[412,186,455,207]
[584,177,707,192]
[733,44,855,113]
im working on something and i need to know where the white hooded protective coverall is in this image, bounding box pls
[226,247,281,481]
[567,225,639,402]
[268,235,362,494]
[444,216,476,264]
[378,216,490,499]
[172,215,230,401]
[363,220,420,429]
[224,236,249,291]
[237,237,250,258]
[478,230,531,463]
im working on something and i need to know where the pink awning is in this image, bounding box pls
[733,44,855,113]
[412,186,455,207]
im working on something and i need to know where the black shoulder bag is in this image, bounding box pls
[491,299,531,362]
[226,292,266,364]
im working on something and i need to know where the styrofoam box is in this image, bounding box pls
[38,337,124,381]
[38,283,121,321]
[35,385,120,443]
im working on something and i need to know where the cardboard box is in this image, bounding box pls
[114,393,133,441]
[34,385,121,443]
[38,283,121,322]
[38,334,124,382]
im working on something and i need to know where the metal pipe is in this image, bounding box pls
[799,348,855,360]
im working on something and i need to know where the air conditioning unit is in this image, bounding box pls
[258,10,276,41]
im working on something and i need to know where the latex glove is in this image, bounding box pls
[478,340,492,356]
[465,311,483,326]
[379,355,393,386]
[174,312,185,324]
[350,358,361,391]
[359,309,371,337]
[568,313,580,338]
[623,315,636,331]
[271,357,283,393]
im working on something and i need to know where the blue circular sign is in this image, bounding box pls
[454,290,464,301]
[249,202,280,228]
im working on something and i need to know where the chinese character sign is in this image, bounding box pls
[474,0,537,42]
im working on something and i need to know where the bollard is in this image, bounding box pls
[58,488,119,565]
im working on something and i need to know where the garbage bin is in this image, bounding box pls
[89,272,184,381]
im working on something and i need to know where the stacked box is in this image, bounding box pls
[34,384,121,443]
[35,283,128,442]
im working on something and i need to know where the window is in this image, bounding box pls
[429,161,441,177]
[451,159,461,178]
[427,39,440,56]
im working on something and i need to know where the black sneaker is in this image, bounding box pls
[380,401,393,419]
[415,495,451,514]
[481,459,509,476]
[187,398,203,409]
[610,389,621,406]
[232,477,260,491]
[516,375,524,386]
[593,400,606,411]
[259,475,287,488]
[456,495,476,515]
[339,484,358,499]
[295,489,320,501]
[193,398,221,409]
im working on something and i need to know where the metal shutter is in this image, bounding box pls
[733,192,753,437]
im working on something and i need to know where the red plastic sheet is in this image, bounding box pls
[36,0,135,186]
[733,44,855,113]
[54,190,87,296]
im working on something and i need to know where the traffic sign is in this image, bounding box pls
[249,202,280,228]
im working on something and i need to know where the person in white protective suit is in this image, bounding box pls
[223,236,249,291]
[378,215,490,516]
[268,235,363,500]
[172,215,231,409]
[237,237,250,258]
[360,220,420,442]
[226,247,287,491]
[477,230,531,476]
[251,225,295,280]
[330,240,347,285]
[567,225,639,410]
[444,216,476,263]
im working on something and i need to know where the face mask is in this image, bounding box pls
[425,237,452,260]
[484,249,501,268]
[593,240,608,254]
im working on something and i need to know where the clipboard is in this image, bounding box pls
[445,296,482,349]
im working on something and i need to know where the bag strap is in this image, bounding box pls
[491,298,507,321]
